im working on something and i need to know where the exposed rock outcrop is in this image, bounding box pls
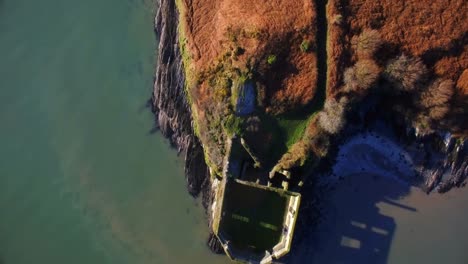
[152,0,223,254]
[352,96,467,193]
[432,136,467,193]
[397,126,467,193]
[152,0,207,198]
[206,233,224,254]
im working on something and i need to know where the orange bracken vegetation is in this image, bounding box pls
[178,0,319,114]
[326,0,468,96]
[456,69,468,95]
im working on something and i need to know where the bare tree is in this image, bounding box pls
[413,113,435,136]
[420,79,454,108]
[318,98,348,134]
[351,29,382,58]
[428,105,450,120]
[420,79,454,120]
[384,54,428,92]
[343,59,380,94]
[310,130,330,157]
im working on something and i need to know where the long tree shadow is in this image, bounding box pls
[282,124,420,264]
[285,172,415,264]
[324,174,412,263]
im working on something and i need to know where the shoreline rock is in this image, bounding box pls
[153,0,208,199]
[151,0,466,258]
[152,0,222,254]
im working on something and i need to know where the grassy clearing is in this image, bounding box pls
[277,115,314,149]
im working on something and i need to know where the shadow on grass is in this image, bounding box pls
[253,112,288,167]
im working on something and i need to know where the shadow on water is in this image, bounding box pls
[285,173,416,264]
[281,0,418,260]
[148,126,159,135]
[138,98,160,135]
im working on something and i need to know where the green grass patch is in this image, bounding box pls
[267,54,277,65]
[277,117,310,148]
[300,40,311,52]
[224,114,244,136]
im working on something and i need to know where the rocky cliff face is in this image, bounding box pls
[152,0,466,258]
[415,133,467,193]
[346,96,467,193]
[153,0,207,198]
[153,0,224,253]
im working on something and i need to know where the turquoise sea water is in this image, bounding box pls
[2,0,467,264]
[0,0,226,263]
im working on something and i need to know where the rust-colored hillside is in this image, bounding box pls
[179,0,318,113]
[175,0,467,175]
[159,1,468,260]
[176,0,321,173]
[327,0,468,95]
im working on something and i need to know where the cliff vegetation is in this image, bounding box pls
[173,0,467,182]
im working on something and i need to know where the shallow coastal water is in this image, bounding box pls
[288,135,468,264]
[0,0,226,263]
[1,0,467,264]
[297,175,468,264]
